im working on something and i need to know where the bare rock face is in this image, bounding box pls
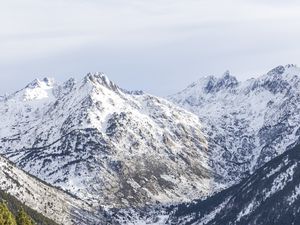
[169,65,300,188]
[0,73,212,208]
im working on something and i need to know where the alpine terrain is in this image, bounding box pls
[0,154,103,224]
[112,65,300,224]
[118,143,300,225]
[170,64,300,188]
[1,65,300,224]
[0,73,212,209]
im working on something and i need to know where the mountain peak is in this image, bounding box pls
[264,64,299,78]
[169,64,300,190]
[222,70,231,78]
[285,63,297,68]
[267,65,285,76]
[8,77,57,101]
[203,70,238,93]
[25,77,55,89]
[0,72,211,209]
[84,72,120,92]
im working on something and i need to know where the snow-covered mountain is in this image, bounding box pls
[0,73,212,208]
[0,154,103,225]
[169,64,300,187]
[3,66,300,225]
[122,142,300,225]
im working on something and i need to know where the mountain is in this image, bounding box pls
[169,64,300,187]
[3,66,299,224]
[0,73,212,208]
[0,154,104,225]
[112,143,300,225]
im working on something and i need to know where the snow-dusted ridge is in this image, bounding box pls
[3,65,300,224]
[169,64,300,187]
[0,72,213,208]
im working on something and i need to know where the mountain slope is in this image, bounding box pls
[169,64,300,187]
[116,143,300,225]
[0,74,212,208]
[164,143,300,225]
[0,154,103,225]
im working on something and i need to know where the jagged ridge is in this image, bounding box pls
[169,64,300,188]
[0,73,212,208]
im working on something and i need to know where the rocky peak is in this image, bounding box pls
[204,70,238,93]
[217,70,238,88]
[169,64,300,185]
[25,77,55,89]
[0,73,212,208]
[6,77,57,102]
[42,77,55,86]
[285,64,297,69]
[222,70,231,77]
[267,65,285,76]
[84,72,120,92]
[254,65,294,94]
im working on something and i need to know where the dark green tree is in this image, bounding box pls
[0,201,17,225]
[16,208,34,225]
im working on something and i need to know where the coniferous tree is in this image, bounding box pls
[0,201,17,225]
[16,208,34,225]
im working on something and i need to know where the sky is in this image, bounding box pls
[1,0,300,96]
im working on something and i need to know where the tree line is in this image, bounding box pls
[0,201,34,225]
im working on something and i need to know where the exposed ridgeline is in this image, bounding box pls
[170,64,300,188]
[0,73,212,208]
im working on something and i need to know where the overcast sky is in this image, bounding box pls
[1,0,300,96]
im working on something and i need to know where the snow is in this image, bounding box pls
[2,65,300,224]
[0,72,212,209]
[0,155,90,225]
[236,200,256,222]
[265,163,297,200]
[196,198,230,225]
[288,183,300,204]
[169,64,300,188]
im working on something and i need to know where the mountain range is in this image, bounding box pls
[170,64,300,188]
[1,65,300,224]
[0,73,211,208]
